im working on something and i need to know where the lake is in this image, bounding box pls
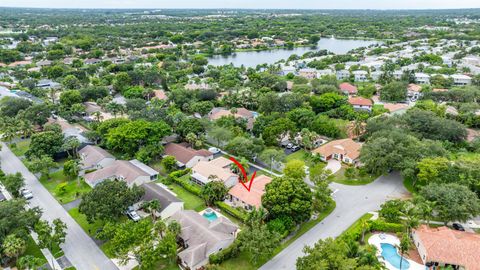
[208,38,380,67]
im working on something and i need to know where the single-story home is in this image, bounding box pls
[191,157,238,188]
[348,97,373,111]
[312,138,362,164]
[133,182,184,220]
[171,210,238,270]
[207,107,256,130]
[163,143,213,168]
[407,83,422,101]
[84,159,158,188]
[339,82,358,96]
[227,175,272,211]
[412,225,480,270]
[78,145,116,171]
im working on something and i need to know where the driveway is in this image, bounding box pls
[0,143,118,270]
[325,159,341,174]
[259,172,409,270]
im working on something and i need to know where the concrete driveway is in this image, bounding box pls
[0,143,118,270]
[325,159,342,174]
[259,172,409,270]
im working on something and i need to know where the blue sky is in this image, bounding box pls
[1,0,479,9]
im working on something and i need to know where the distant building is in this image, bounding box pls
[336,70,350,81]
[415,73,430,84]
[298,68,317,79]
[348,97,373,111]
[451,74,472,86]
[339,82,358,96]
[352,70,368,82]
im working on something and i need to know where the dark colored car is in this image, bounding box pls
[452,223,465,231]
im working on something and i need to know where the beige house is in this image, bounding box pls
[171,210,238,270]
[78,145,116,171]
[412,225,480,270]
[207,107,256,130]
[191,157,238,188]
[227,175,272,210]
[312,138,362,164]
[84,159,158,187]
[163,143,213,168]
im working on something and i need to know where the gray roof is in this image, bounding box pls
[129,159,158,176]
[78,145,115,169]
[140,182,182,212]
[172,210,238,269]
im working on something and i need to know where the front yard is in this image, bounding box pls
[331,166,378,185]
[284,149,315,167]
[10,139,31,157]
[40,170,92,204]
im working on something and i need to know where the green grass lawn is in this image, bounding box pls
[403,177,417,194]
[10,139,31,156]
[218,202,337,270]
[132,258,179,270]
[40,170,92,204]
[68,207,105,237]
[331,167,378,186]
[24,235,48,265]
[284,149,315,167]
[165,181,206,212]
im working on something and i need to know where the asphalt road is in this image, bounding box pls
[0,143,118,270]
[259,172,409,270]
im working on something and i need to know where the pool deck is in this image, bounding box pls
[369,233,425,270]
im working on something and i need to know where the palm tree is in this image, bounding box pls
[401,202,420,235]
[2,125,18,144]
[19,120,34,138]
[143,199,161,221]
[49,88,58,104]
[351,119,365,139]
[399,234,412,270]
[92,111,103,122]
[154,220,167,238]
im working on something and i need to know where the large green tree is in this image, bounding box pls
[79,180,144,222]
[262,176,312,223]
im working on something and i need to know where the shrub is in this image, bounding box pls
[267,216,295,237]
[368,219,404,233]
[215,201,247,221]
[168,169,202,195]
[209,240,240,264]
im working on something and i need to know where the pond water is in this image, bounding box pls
[207,38,380,67]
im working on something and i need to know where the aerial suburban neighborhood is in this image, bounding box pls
[0,3,480,270]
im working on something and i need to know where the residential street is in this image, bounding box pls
[0,143,118,270]
[259,172,409,270]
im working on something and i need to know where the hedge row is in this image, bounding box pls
[209,239,240,264]
[368,219,405,233]
[169,169,202,196]
[215,201,247,222]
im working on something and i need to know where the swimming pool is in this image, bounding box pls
[202,208,219,221]
[381,243,410,270]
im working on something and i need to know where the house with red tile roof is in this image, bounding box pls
[312,138,362,164]
[227,175,272,210]
[339,82,358,96]
[152,89,168,101]
[163,143,213,168]
[412,225,480,270]
[348,97,373,111]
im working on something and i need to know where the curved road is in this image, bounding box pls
[0,143,118,270]
[259,172,409,270]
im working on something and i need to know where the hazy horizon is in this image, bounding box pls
[1,0,479,10]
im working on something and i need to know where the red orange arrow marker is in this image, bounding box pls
[229,157,256,192]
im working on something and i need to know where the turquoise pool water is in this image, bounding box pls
[202,210,219,221]
[381,243,410,269]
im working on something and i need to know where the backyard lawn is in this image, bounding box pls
[10,139,31,157]
[164,180,206,212]
[331,166,378,185]
[40,170,92,204]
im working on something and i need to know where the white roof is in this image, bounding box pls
[129,159,158,176]
[451,74,471,80]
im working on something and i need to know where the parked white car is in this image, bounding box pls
[126,209,141,222]
[20,188,33,200]
[208,147,221,154]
